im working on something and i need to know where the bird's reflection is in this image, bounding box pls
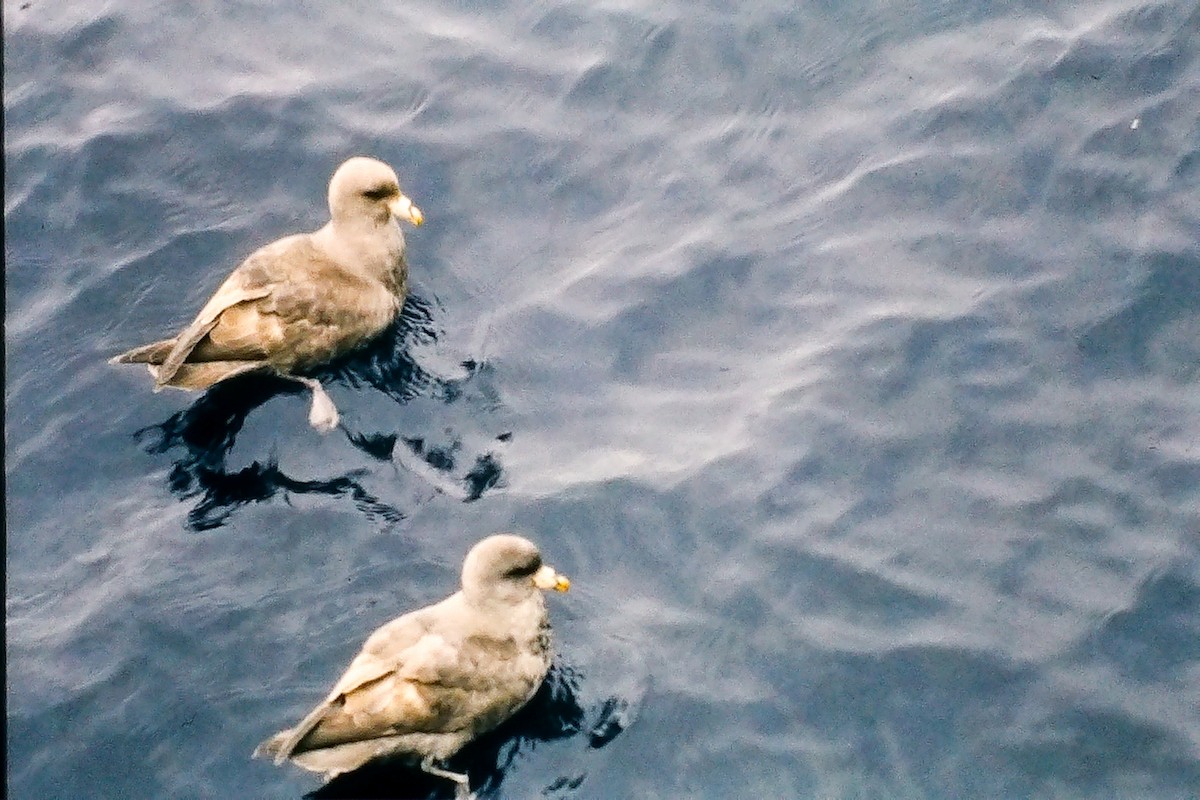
[133,295,506,530]
[307,662,630,800]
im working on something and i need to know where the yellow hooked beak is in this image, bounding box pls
[388,193,424,226]
[532,564,571,593]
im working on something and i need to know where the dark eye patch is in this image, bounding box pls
[362,184,395,201]
[504,554,542,578]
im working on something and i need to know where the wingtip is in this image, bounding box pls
[252,732,289,764]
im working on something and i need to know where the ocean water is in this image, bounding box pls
[5,1,1199,798]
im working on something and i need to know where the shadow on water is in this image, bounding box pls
[307,663,630,800]
[133,295,507,530]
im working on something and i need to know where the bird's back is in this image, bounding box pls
[267,594,552,770]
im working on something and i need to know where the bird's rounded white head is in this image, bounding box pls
[327,156,423,227]
[461,533,570,606]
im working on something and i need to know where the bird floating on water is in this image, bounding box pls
[109,156,424,432]
[254,534,571,799]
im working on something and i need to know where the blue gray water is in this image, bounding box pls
[6,1,1200,798]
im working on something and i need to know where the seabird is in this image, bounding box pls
[254,534,571,798]
[109,156,424,431]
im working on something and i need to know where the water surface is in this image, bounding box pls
[6,1,1200,798]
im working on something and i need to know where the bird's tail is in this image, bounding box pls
[109,338,177,365]
[252,730,291,762]
[110,339,266,391]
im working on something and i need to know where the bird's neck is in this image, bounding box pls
[463,591,548,637]
[315,219,406,285]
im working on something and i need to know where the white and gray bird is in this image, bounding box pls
[109,156,424,432]
[254,534,571,799]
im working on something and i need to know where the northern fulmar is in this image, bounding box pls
[109,156,424,432]
[254,534,571,799]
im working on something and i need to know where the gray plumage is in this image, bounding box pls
[254,534,570,793]
[109,156,423,430]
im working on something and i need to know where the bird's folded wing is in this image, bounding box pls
[271,612,444,761]
[153,271,272,388]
